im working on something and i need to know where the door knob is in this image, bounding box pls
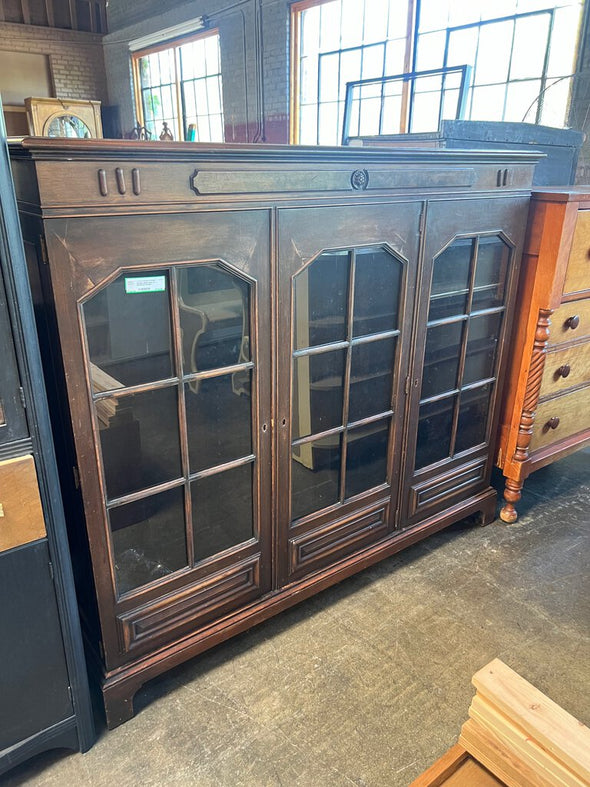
[546,416,560,430]
[556,364,571,378]
[565,315,580,330]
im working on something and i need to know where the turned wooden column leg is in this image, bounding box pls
[500,477,523,523]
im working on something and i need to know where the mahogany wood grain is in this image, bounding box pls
[539,341,590,398]
[548,299,590,345]
[497,188,590,522]
[564,209,590,296]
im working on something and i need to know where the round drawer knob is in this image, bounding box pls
[556,364,571,378]
[546,416,560,430]
[565,315,580,330]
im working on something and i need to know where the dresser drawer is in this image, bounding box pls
[530,386,590,451]
[549,298,590,345]
[539,340,590,398]
[564,210,590,296]
[0,455,46,553]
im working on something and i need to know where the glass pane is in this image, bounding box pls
[292,349,345,440]
[294,251,349,349]
[455,384,493,453]
[319,53,339,103]
[446,27,478,69]
[186,372,252,473]
[192,462,254,562]
[509,14,550,80]
[547,6,581,79]
[428,239,473,321]
[291,434,341,521]
[178,265,250,375]
[474,21,513,85]
[410,92,442,133]
[504,79,542,123]
[111,486,187,595]
[469,84,507,123]
[463,313,503,385]
[98,386,181,500]
[353,247,401,337]
[345,419,390,499]
[473,237,509,310]
[349,337,396,422]
[415,396,456,470]
[421,321,464,399]
[318,101,340,145]
[83,270,173,390]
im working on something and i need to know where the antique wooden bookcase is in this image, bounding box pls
[9,139,539,727]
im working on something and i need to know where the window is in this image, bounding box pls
[416,0,583,128]
[133,30,224,142]
[291,0,415,145]
[291,0,583,144]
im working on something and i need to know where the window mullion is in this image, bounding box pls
[173,45,184,141]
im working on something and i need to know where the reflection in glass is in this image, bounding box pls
[111,486,187,595]
[349,338,396,422]
[98,386,181,500]
[353,248,401,336]
[421,321,464,399]
[46,115,92,138]
[456,385,492,453]
[345,419,390,499]
[178,265,250,375]
[415,396,455,469]
[292,349,345,440]
[292,435,341,520]
[428,239,473,321]
[293,251,349,349]
[83,270,173,390]
[186,374,252,473]
[473,237,508,310]
[463,313,503,385]
[192,463,254,562]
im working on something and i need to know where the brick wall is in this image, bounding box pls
[0,21,107,103]
[104,0,290,143]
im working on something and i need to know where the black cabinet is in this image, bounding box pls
[0,103,94,775]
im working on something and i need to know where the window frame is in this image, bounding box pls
[131,28,224,143]
[290,0,583,144]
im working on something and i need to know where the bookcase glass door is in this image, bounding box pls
[415,234,510,471]
[81,263,256,597]
[290,246,402,522]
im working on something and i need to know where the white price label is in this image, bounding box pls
[124,276,166,294]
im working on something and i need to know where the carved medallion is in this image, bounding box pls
[351,169,369,190]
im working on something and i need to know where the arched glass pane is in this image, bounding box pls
[353,248,402,336]
[428,239,473,321]
[293,251,349,350]
[82,270,173,391]
[178,265,250,375]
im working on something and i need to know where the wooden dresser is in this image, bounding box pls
[497,188,590,522]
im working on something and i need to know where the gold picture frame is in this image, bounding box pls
[25,97,103,138]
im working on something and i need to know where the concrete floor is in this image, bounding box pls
[3,448,589,786]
